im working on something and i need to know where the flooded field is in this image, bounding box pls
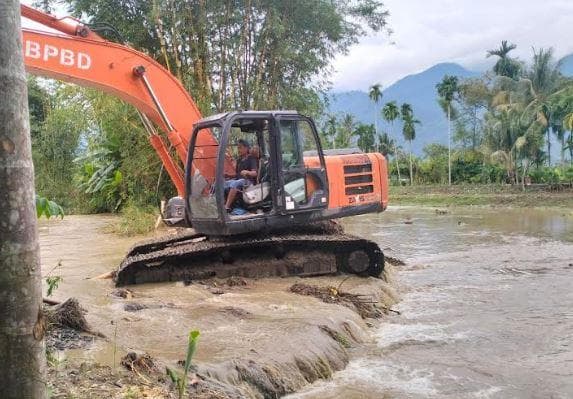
[39,206,573,398]
[290,206,573,398]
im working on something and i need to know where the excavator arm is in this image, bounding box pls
[20,4,218,196]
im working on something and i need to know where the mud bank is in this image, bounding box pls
[40,216,401,397]
[47,268,399,398]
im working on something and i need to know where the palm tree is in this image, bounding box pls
[401,103,420,185]
[336,113,355,149]
[382,101,401,182]
[436,75,459,185]
[323,114,337,149]
[487,40,521,79]
[564,112,573,166]
[521,48,562,166]
[369,83,383,149]
[377,132,395,157]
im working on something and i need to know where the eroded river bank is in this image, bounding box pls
[39,215,399,398]
[40,205,573,398]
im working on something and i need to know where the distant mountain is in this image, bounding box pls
[327,63,480,154]
[559,53,573,76]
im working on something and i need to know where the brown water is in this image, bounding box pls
[289,206,573,399]
[39,207,573,398]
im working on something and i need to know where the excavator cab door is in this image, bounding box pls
[274,116,329,214]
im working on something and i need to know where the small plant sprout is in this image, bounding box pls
[45,260,63,297]
[166,330,200,399]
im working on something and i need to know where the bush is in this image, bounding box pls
[107,202,158,236]
[528,167,564,184]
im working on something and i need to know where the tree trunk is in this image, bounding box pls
[546,129,551,166]
[561,135,565,170]
[0,1,46,397]
[391,121,401,184]
[569,132,573,166]
[409,140,414,185]
[373,103,378,151]
[447,105,452,185]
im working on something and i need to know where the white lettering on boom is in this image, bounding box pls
[24,40,91,70]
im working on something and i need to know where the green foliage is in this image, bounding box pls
[36,195,64,219]
[62,0,389,115]
[382,101,400,124]
[436,75,459,104]
[487,40,522,79]
[107,202,158,237]
[369,83,383,104]
[166,330,200,399]
[355,124,376,152]
[45,276,63,297]
[528,166,573,184]
[32,83,87,209]
[335,114,355,148]
[377,132,395,156]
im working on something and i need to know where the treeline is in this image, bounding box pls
[31,0,389,212]
[326,41,573,186]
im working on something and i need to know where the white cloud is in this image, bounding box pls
[331,0,573,91]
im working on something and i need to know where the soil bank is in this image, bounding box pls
[40,215,400,398]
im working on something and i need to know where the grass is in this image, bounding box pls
[106,203,159,236]
[389,184,573,208]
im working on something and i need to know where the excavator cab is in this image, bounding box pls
[185,111,329,236]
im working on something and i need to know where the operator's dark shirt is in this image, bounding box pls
[235,155,258,183]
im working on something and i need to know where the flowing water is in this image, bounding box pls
[39,207,573,398]
[290,206,573,399]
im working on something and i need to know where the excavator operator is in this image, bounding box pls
[224,139,258,211]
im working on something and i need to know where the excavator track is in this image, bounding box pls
[115,228,384,286]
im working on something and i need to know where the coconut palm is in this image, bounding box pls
[369,83,383,148]
[487,40,521,79]
[382,101,401,182]
[436,75,459,185]
[401,103,420,185]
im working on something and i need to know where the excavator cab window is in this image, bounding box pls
[223,116,274,217]
[276,117,328,212]
[188,125,221,219]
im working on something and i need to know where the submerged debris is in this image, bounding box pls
[45,298,105,337]
[123,302,177,312]
[219,306,253,318]
[43,298,105,351]
[385,256,406,266]
[289,283,382,319]
[111,288,134,299]
[121,352,157,373]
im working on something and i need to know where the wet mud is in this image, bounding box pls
[39,215,400,398]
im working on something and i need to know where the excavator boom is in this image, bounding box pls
[21,4,216,196]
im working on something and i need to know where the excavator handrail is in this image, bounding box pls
[20,4,221,196]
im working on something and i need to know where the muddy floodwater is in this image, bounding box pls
[39,206,573,398]
[290,206,573,399]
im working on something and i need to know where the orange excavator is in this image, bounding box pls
[21,4,390,285]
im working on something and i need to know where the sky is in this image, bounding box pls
[331,0,573,91]
[22,0,573,92]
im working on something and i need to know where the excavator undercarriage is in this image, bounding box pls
[115,223,384,286]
